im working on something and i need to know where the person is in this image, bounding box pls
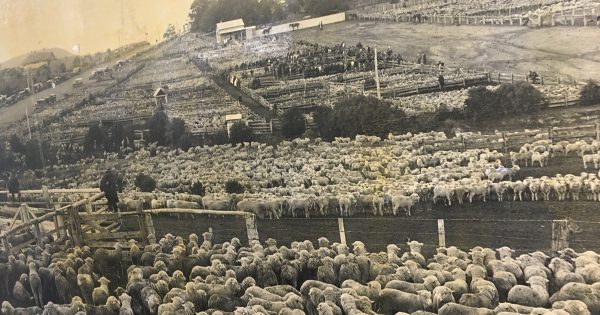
[438,74,445,89]
[8,173,20,202]
[100,169,119,212]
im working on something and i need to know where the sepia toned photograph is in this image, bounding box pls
[1,0,600,313]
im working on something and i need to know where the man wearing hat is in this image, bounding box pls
[100,169,119,212]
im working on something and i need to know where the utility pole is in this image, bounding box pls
[27,72,46,176]
[25,72,33,139]
[374,47,381,99]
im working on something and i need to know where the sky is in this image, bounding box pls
[0,0,194,63]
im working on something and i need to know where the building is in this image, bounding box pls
[215,19,256,44]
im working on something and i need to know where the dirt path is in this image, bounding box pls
[293,22,600,81]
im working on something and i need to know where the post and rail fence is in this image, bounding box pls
[0,189,583,257]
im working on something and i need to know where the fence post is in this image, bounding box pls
[502,131,508,152]
[437,219,446,248]
[245,215,259,242]
[511,73,514,84]
[42,185,51,209]
[548,127,554,143]
[551,220,569,251]
[596,122,600,142]
[136,208,149,245]
[55,206,66,240]
[144,213,157,244]
[67,206,84,247]
[0,234,10,249]
[461,135,466,150]
[338,218,347,245]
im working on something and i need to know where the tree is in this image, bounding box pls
[9,134,25,154]
[302,0,348,16]
[190,0,287,33]
[225,179,244,194]
[148,111,169,146]
[495,82,545,116]
[190,181,205,196]
[580,80,600,106]
[83,124,106,155]
[463,86,499,123]
[229,121,254,145]
[0,140,16,172]
[168,118,189,148]
[24,139,43,169]
[163,24,177,40]
[135,173,156,192]
[313,95,406,140]
[281,108,306,139]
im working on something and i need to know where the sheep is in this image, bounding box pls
[84,295,121,315]
[507,275,549,307]
[245,286,297,302]
[140,286,161,315]
[247,294,304,313]
[117,293,134,315]
[432,286,455,312]
[438,302,494,315]
[377,288,432,314]
[549,257,585,290]
[549,282,600,314]
[158,296,184,315]
[92,277,111,306]
[28,262,43,307]
[13,273,32,307]
[1,301,43,315]
[77,273,94,305]
[384,276,439,293]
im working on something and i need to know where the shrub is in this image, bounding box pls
[281,108,306,139]
[495,81,545,115]
[463,82,544,122]
[225,179,244,194]
[83,124,106,155]
[135,173,156,192]
[190,181,205,196]
[580,80,600,106]
[313,95,406,140]
[9,134,25,154]
[229,121,255,145]
[148,111,169,146]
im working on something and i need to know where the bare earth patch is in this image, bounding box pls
[293,22,600,81]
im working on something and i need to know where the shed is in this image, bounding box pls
[216,19,255,43]
[153,87,168,110]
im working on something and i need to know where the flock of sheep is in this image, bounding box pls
[1,232,600,315]
[48,129,600,219]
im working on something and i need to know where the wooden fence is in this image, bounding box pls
[0,192,261,253]
[351,2,599,27]
[421,122,600,153]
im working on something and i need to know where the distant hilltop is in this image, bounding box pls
[1,48,73,69]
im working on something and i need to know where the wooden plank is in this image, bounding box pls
[84,231,142,241]
[438,219,446,248]
[145,208,250,217]
[338,218,347,245]
[86,240,129,248]
[552,220,569,251]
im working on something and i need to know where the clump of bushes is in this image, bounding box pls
[580,80,600,106]
[225,179,244,194]
[190,181,205,196]
[135,173,156,192]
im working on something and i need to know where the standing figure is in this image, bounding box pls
[8,173,20,202]
[100,169,119,212]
